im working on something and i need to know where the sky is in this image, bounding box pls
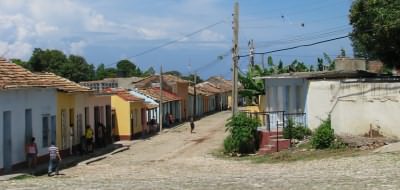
[0,0,354,79]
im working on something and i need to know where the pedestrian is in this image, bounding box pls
[48,142,62,176]
[190,117,195,133]
[85,125,94,153]
[26,137,38,172]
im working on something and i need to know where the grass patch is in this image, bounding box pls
[251,148,366,163]
[10,174,35,180]
[213,144,369,164]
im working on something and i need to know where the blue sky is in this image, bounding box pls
[0,0,353,79]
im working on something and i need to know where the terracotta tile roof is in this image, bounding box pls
[37,72,92,93]
[188,86,212,96]
[102,88,144,102]
[132,74,189,89]
[195,82,223,94]
[138,87,181,103]
[206,76,232,92]
[0,58,50,89]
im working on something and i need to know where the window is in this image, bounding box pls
[25,109,32,144]
[42,115,50,147]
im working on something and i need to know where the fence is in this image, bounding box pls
[241,111,307,131]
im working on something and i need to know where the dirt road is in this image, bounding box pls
[2,111,400,190]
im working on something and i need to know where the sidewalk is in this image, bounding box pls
[0,142,129,181]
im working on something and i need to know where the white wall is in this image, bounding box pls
[306,81,338,130]
[329,82,400,138]
[0,88,57,169]
[264,78,307,113]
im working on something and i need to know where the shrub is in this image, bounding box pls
[283,119,312,140]
[224,113,261,154]
[223,135,236,153]
[311,117,335,149]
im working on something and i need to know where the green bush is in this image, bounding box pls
[311,117,335,149]
[224,113,261,154]
[223,136,235,153]
[283,119,312,140]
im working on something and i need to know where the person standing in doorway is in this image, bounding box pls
[26,137,38,172]
[48,142,62,176]
[85,125,94,153]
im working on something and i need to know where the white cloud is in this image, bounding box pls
[198,30,225,42]
[35,22,59,36]
[0,41,33,59]
[69,40,87,55]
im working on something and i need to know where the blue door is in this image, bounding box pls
[3,111,12,172]
[25,109,32,144]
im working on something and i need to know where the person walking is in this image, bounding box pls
[190,117,195,133]
[85,125,94,153]
[48,142,62,176]
[26,137,38,172]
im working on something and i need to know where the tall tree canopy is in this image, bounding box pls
[349,0,400,68]
[116,59,142,77]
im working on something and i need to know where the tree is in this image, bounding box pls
[143,67,156,76]
[350,0,400,68]
[61,55,95,82]
[116,59,142,77]
[11,58,30,69]
[164,70,182,77]
[28,48,68,74]
[96,64,107,80]
[182,74,203,83]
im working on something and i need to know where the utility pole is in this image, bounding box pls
[248,39,255,67]
[193,72,197,120]
[159,65,163,132]
[232,1,239,116]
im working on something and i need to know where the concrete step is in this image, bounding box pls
[268,139,290,150]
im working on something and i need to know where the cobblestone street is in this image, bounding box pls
[2,111,400,190]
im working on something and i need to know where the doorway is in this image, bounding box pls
[25,109,32,144]
[130,111,134,139]
[3,111,12,172]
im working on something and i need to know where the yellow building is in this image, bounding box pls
[106,89,147,140]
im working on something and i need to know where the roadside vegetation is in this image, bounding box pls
[218,116,366,163]
[224,113,261,155]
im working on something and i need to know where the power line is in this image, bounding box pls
[105,20,226,67]
[241,0,348,23]
[130,20,226,59]
[238,35,350,58]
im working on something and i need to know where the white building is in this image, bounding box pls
[80,77,142,91]
[259,70,400,138]
[0,59,59,173]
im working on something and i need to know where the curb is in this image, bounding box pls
[78,146,130,165]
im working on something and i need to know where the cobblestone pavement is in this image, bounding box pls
[2,111,400,190]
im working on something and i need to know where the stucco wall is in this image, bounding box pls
[76,94,111,142]
[306,81,337,130]
[329,82,400,138]
[130,101,145,135]
[111,96,131,137]
[264,78,307,113]
[0,88,57,169]
[56,92,75,150]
